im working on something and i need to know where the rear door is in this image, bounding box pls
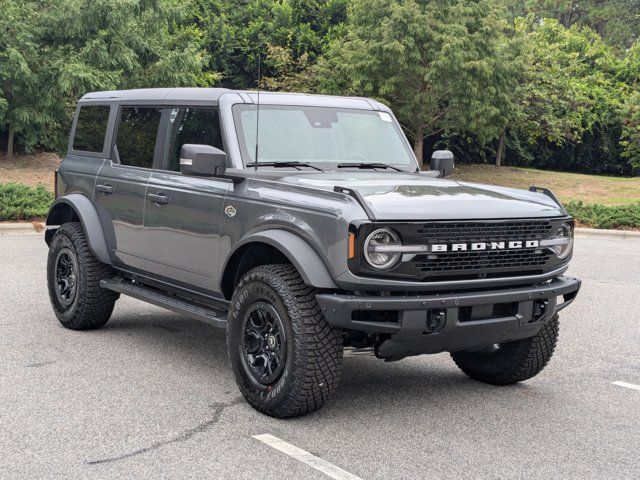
[93,106,162,270]
[142,106,231,292]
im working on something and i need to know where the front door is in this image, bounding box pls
[94,106,163,270]
[142,106,230,293]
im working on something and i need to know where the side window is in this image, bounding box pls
[116,107,162,169]
[163,107,224,172]
[73,105,110,153]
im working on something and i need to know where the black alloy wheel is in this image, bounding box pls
[241,302,287,385]
[54,248,79,308]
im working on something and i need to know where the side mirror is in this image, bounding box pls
[430,150,454,178]
[180,144,227,177]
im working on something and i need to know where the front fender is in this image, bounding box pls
[225,229,338,289]
[45,194,111,265]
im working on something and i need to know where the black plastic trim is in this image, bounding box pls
[334,186,376,220]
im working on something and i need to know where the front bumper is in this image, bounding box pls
[316,275,581,359]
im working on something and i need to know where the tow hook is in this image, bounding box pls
[532,299,549,322]
[425,309,446,334]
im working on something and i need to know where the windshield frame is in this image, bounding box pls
[231,104,419,172]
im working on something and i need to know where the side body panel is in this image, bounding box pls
[142,171,231,291]
[219,178,365,292]
[92,161,150,269]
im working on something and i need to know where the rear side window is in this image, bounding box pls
[163,107,224,172]
[116,107,162,169]
[73,105,110,153]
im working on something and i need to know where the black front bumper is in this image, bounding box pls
[316,275,581,359]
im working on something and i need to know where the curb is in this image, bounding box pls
[575,227,640,240]
[0,222,45,235]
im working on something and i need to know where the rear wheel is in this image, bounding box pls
[227,264,343,418]
[451,315,559,385]
[47,222,118,330]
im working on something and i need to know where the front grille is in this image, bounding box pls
[351,218,569,282]
[416,220,553,242]
[413,249,550,274]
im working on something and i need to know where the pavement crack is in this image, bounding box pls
[86,397,244,465]
[25,360,57,368]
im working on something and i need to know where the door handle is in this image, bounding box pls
[147,193,170,205]
[96,184,113,194]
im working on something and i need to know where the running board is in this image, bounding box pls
[100,277,228,328]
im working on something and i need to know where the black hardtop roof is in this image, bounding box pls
[78,88,389,111]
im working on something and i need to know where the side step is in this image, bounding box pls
[100,277,228,328]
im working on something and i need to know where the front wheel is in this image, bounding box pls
[451,315,559,385]
[227,264,343,418]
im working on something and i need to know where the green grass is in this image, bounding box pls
[0,183,54,221]
[454,164,640,206]
[454,164,640,229]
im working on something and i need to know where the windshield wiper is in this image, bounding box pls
[246,161,324,172]
[337,162,404,172]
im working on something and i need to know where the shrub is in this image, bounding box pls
[566,201,640,230]
[0,183,53,221]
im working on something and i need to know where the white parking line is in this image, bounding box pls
[253,433,364,480]
[612,381,640,392]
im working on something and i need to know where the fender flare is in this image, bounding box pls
[45,194,111,265]
[224,230,338,289]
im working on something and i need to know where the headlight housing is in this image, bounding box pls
[363,228,402,270]
[551,222,574,259]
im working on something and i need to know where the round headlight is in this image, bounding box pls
[555,222,574,259]
[363,228,402,270]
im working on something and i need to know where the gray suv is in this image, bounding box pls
[45,88,581,417]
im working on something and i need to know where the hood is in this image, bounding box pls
[277,171,565,220]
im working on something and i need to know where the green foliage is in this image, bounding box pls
[513,0,640,50]
[317,0,524,164]
[194,0,346,89]
[566,201,640,229]
[515,18,621,147]
[1,0,640,177]
[0,0,212,157]
[0,183,54,221]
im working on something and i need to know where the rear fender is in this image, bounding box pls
[45,194,111,265]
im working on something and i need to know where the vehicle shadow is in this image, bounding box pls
[101,312,536,418]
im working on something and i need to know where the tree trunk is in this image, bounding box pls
[7,124,15,162]
[495,130,505,168]
[413,127,424,169]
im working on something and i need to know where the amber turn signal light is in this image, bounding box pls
[348,232,356,259]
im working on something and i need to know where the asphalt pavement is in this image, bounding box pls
[1,233,638,479]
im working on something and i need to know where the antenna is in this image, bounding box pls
[254,52,261,173]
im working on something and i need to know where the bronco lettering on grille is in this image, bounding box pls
[429,240,540,253]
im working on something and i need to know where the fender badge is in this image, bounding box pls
[224,205,237,218]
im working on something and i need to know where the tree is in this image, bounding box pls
[0,0,212,159]
[317,0,524,167]
[195,0,347,89]
[512,1,640,49]
[513,18,622,156]
[0,1,54,160]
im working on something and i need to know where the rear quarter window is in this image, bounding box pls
[73,105,110,153]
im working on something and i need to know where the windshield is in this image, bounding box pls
[233,105,416,169]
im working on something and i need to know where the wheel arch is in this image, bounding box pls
[220,230,338,299]
[45,194,111,265]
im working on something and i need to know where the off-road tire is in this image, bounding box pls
[47,222,118,330]
[227,264,343,418]
[451,315,559,385]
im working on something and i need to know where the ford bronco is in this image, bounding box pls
[45,88,581,417]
